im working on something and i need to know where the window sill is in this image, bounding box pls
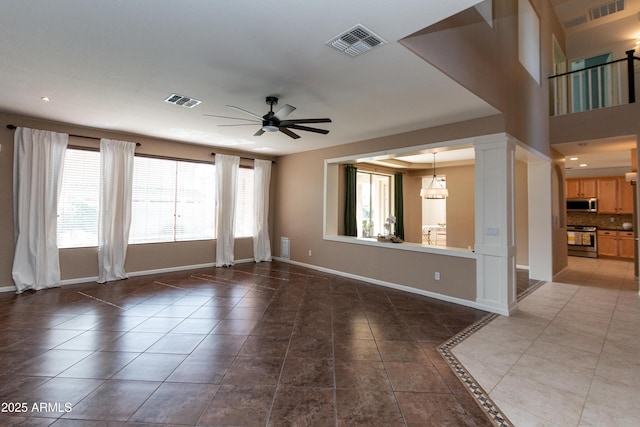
[323,235,476,259]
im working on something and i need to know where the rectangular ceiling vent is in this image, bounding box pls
[164,93,201,108]
[326,24,386,57]
[590,0,624,20]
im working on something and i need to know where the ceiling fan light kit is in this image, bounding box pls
[205,96,331,140]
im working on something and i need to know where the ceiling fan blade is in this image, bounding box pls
[280,118,332,125]
[279,127,301,139]
[273,104,296,120]
[285,124,330,135]
[254,129,265,137]
[227,105,264,120]
[203,114,260,122]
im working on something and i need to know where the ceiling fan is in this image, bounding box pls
[204,96,331,139]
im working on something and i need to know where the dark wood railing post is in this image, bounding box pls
[627,49,636,103]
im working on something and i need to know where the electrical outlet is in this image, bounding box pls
[308,250,312,256]
[435,272,440,281]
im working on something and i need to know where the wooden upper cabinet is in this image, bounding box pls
[567,176,634,214]
[581,179,597,198]
[597,177,634,214]
[597,177,619,213]
[566,178,597,198]
[618,177,634,214]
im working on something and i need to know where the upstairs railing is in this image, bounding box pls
[549,49,640,116]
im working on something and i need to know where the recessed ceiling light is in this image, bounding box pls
[579,163,588,167]
[569,157,578,160]
[41,96,50,102]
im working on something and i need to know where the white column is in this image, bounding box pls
[474,134,517,315]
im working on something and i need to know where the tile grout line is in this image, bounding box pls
[263,271,304,427]
[574,281,620,426]
[436,279,547,427]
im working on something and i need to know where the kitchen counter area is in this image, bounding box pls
[567,212,634,260]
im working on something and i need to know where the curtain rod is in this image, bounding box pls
[6,124,141,146]
[211,152,275,163]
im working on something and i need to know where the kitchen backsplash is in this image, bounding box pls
[567,212,633,230]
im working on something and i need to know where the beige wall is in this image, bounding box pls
[0,112,274,286]
[406,164,477,249]
[274,117,507,304]
[400,0,564,158]
[444,164,476,249]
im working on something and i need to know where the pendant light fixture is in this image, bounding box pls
[420,153,448,199]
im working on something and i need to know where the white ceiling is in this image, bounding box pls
[1,1,637,170]
[0,0,498,156]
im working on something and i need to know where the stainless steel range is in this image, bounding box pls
[567,225,597,258]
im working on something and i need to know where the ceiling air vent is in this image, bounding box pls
[326,24,386,57]
[164,93,202,108]
[590,0,624,20]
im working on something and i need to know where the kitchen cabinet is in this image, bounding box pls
[597,177,634,214]
[598,178,618,213]
[566,178,597,198]
[618,177,634,214]
[618,231,635,259]
[597,230,635,259]
[597,230,618,257]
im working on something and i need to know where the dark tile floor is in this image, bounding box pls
[0,261,496,426]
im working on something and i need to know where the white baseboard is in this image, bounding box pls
[272,257,495,314]
[516,264,530,270]
[0,258,256,294]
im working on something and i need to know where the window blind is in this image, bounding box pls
[57,149,100,248]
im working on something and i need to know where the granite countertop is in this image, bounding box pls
[598,227,634,231]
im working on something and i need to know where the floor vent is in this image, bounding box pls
[590,0,624,20]
[281,237,290,259]
[326,24,386,57]
[164,93,202,108]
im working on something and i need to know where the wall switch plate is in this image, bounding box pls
[484,227,499,236]
[435,272,440,280]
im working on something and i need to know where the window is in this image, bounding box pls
[130,157,215,243]
[235,167,254,237]
[177,161,217,241]
[57,149,100,248]
[356,171,392,237]
[57,150,253,247]
[518,0,540,84]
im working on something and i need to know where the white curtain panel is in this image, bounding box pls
[253,159,272,262]
[216,154,239,267]
[12,127,68,293]
[98,139,136,283]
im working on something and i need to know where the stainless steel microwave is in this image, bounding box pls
[566,198,597,212]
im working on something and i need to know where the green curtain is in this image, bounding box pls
[394,172,405,240]
[345,165,358,236]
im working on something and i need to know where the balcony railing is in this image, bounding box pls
[549,50,640,116]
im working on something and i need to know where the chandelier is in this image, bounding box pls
[420,153,448,199]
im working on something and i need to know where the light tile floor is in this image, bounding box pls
[453,257,640,426]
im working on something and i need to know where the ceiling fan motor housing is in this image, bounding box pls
[262,119,279,132]
[266,96,278,107]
